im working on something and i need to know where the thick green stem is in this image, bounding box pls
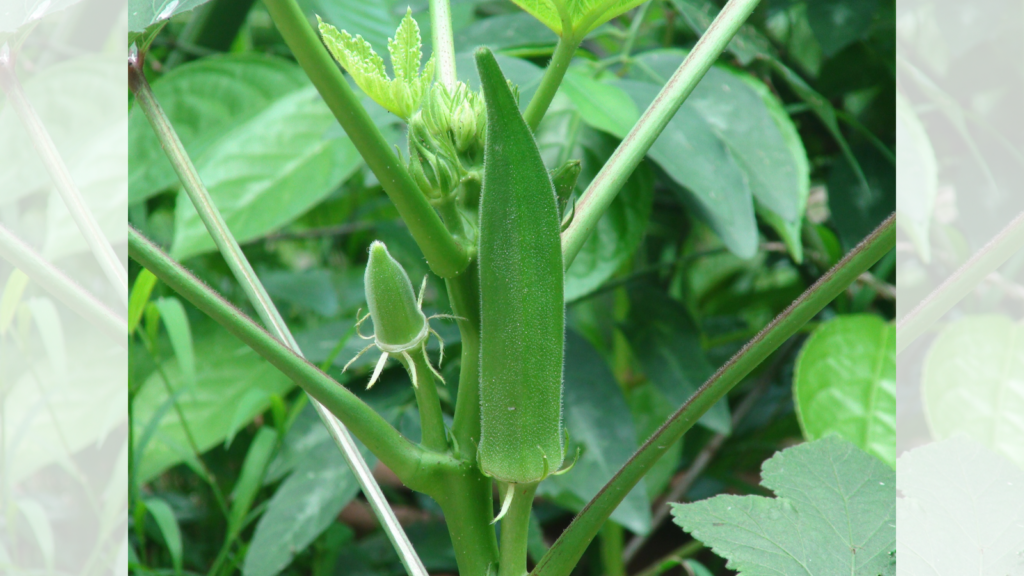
[447,264,482,460]
[499,483,539,576]
[897,209,1024,353]
[127,227,443,491]
[430,464,499,576]
[532,214,896,576]
[261,0,469,278]
[429,0,457,88]
[0,224,126,346]
[408,350,447,452]
[560,0,761,268]
[599,523,625,576]
[523,35,581,131]
[0,50,128,305]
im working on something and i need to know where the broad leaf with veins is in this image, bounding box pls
[672,436,896,576]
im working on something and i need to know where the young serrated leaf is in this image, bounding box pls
[671,436,896,576]
[318,10,434,120]
[389,9,422,84]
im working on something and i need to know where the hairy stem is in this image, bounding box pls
[897,209,1024,353]
[599,523,625,576]
[429,0,457,88]
[127,227,442,492]
[499,483,539,576]
[129,59,428,576]
[561,0,761,268]
[408,350,447,452]
[261,0,469,278]
[447,264,482,460]
[523,35,581,131]
[532,214,896,576]
[0,223,126,346]
[431,464,499,576]
[0,47,128,305]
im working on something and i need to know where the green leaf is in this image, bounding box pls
[622,284,730,433]
[454,13,558,52]
[671,436,896,576]
[132,328,293,482]
[129,269,158,335]
[15,498,54,571]
[629,50,807,224]
[736,72,809,264]
[897,437,1024,575]
[510,0,648,38]
[669,0,776,65]
[560,70,639,138]
[171,86,361,259]
[476,48,565,484]
[144,497,184,575]
[129,0,215,32]
[922,315,1024,469]
[228,427,277,538]
[538,331,651,535]
[318,9,435,120]
[895,91,937,263]
[310,0,400,59]
[244,424,376,576]
[615,78,757,258]
[259,268,341,317]
[1,269,29,336]
[153,297,196,390]
[806,0,879,58]
[793,315,895,467]
[129,55,310,204]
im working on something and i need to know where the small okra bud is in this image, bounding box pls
[549,159,581,218]
[365,241,427,348]
[476,48,565,486]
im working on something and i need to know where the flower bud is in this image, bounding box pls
[364,241,427,348]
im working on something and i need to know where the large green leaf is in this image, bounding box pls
[627,383,682,500]
[622,284,730,433]
[629,49,807,224]
[922,315,1024,469]
[672,436,896,576]
[132,328,293,482]
[171,86,361,259]
[560,70,639,138]
[895,90,937,262]
[509,0,647,37]
[538,331,651,535]
[897,437,1024,575]
[793,315,896,467]
[129,55,309,204]
[615,79,757,258]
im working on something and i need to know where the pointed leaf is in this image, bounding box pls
[511,0,648,38]
[144,497,184,575]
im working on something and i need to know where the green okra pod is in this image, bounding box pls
[475,48,566,486]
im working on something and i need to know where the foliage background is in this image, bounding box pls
[127,0,895,574]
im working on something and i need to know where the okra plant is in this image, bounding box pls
[125,0,896,574]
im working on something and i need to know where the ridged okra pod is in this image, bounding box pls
[475,48,565,486]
